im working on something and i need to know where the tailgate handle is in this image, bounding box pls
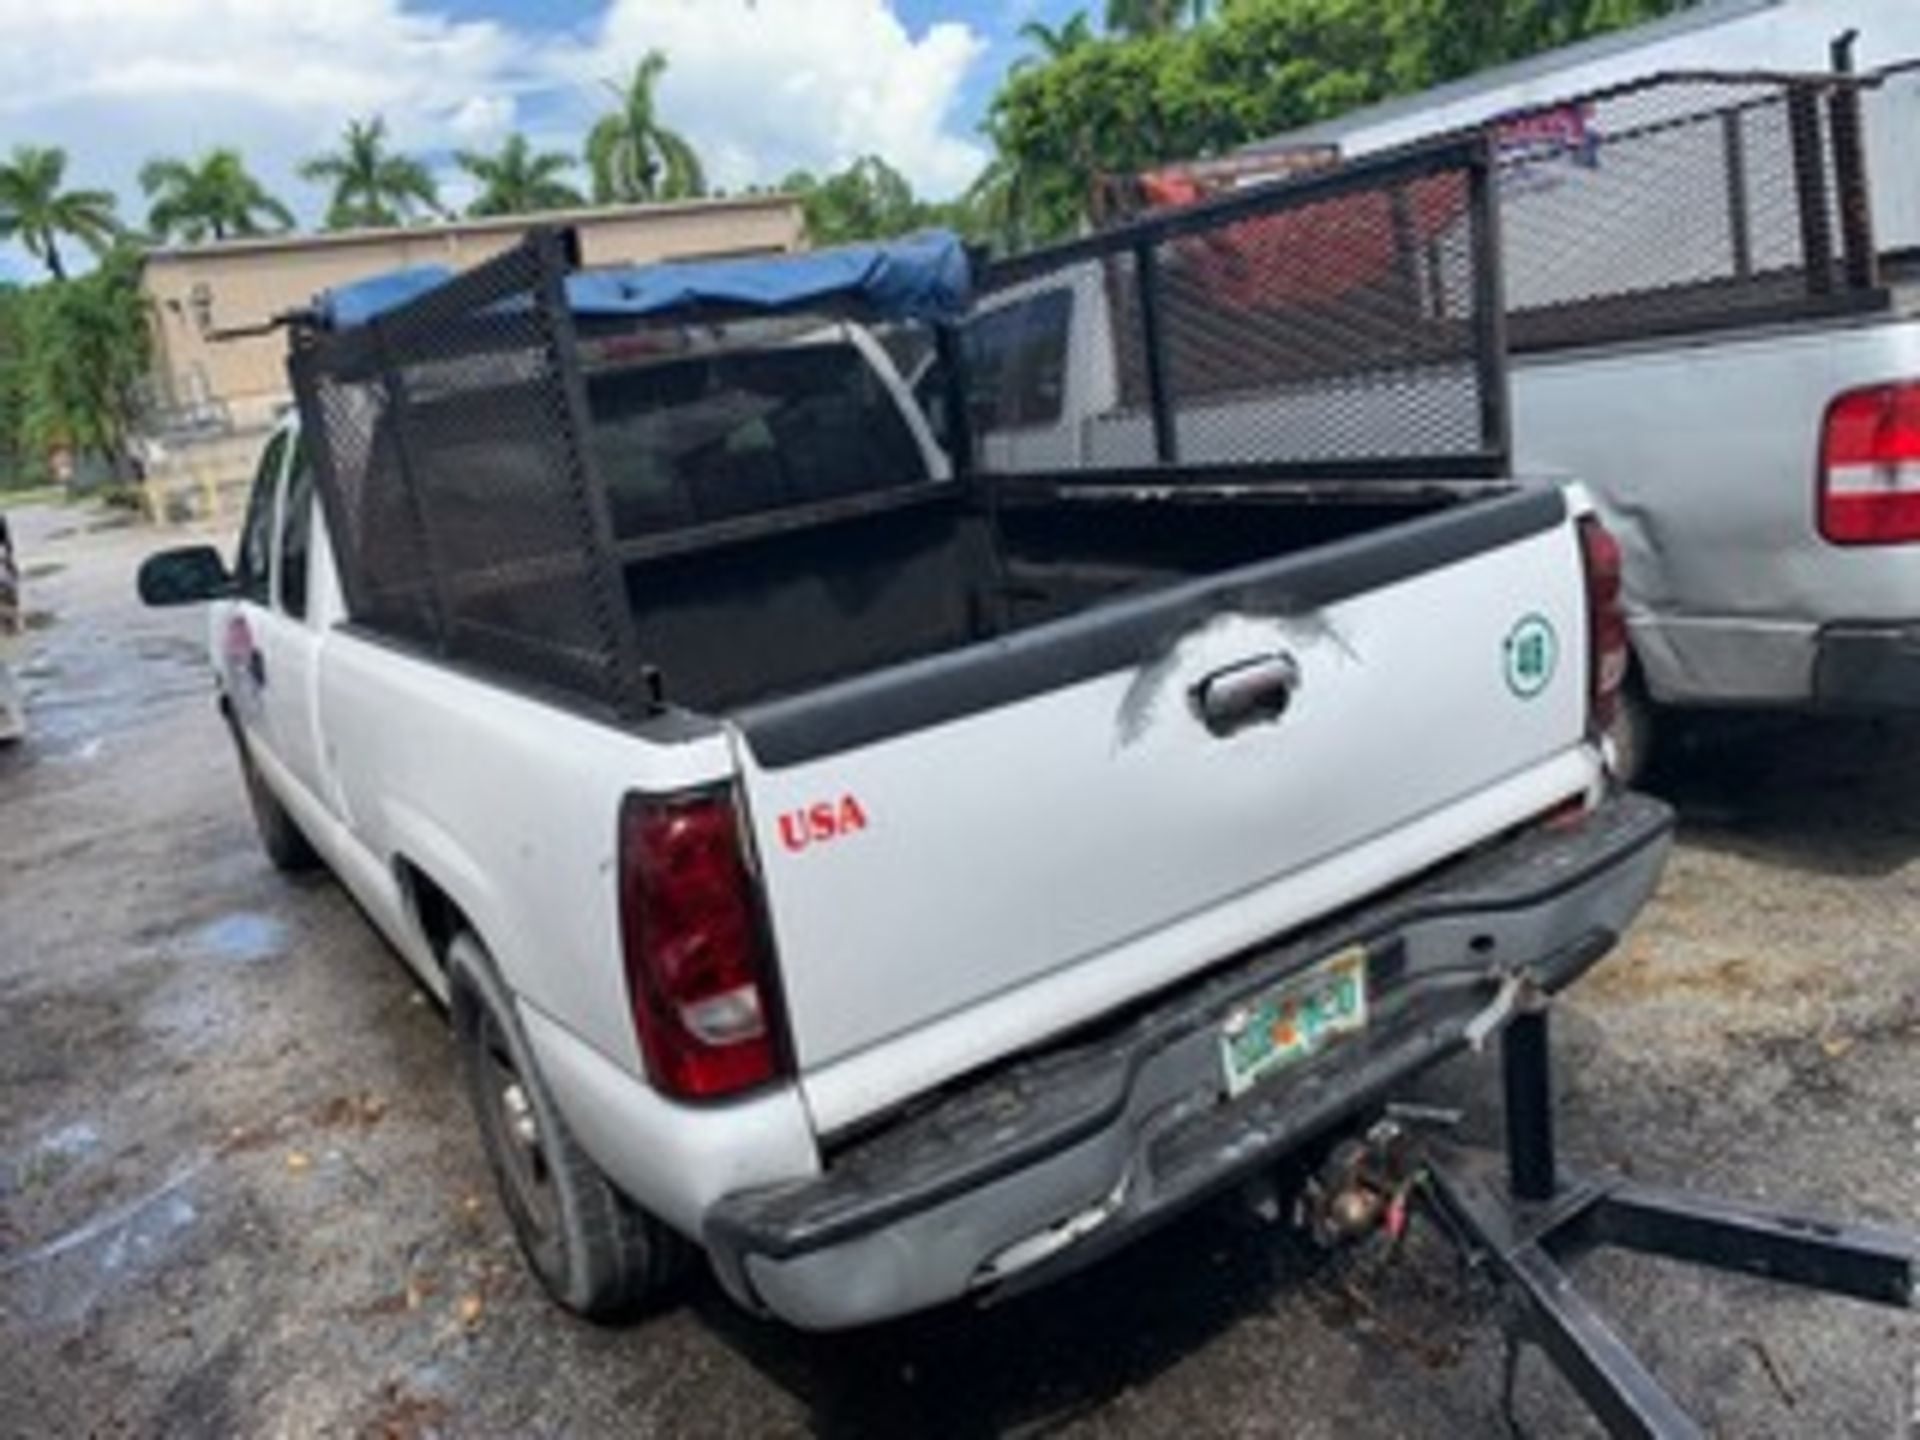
[1192,653,1300,737]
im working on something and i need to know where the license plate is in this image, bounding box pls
[1220,945,1369,1097]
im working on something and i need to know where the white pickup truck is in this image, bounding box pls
[138,212,1671,1330]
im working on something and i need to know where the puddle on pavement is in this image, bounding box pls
[0,1163,207,1328]
[2,1121,104,1196]
[193,913,287,965]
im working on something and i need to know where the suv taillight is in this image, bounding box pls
[1819,381,1920,545]
[618,789,784,1101]
[1579,514,1629,735]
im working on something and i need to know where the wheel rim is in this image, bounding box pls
[476,1008,560,1243]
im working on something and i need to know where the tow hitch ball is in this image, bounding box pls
[1291,1120,1423,1249]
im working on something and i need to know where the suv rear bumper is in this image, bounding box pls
[705,792,1673,1330]
[1814,623,1920,710]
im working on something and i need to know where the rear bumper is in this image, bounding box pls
[1813,622,1920,710]
[705,792,1674,1330]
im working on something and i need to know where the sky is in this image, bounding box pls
[0,0,1087,282]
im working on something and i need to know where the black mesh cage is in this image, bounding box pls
[974,135,1510,480]
[290,229,642,718]
[1485,70,1887,352]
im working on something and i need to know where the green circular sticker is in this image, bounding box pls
[1504,614,1558,699]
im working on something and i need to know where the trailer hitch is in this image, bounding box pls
[1418,1007,1918,1439]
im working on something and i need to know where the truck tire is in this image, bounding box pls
[232,725,319,872]
[1606,675,1656,790]
[448,933,688,1320]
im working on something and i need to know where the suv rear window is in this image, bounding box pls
[586,340,930,538]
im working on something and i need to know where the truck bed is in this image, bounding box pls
[622,479,1488,713]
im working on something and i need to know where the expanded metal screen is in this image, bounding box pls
[1486,71,1884,352]
[975,136,1507,479]
[1859,60,1920,262]
[289,230,642,717]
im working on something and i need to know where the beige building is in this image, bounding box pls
[138,194,806,521]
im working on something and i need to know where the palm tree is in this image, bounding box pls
[140,148,294,244]
[960,154,1031,252]
[0,146,119,281]
[456,134,585,218]
[586,51,706,204]
[1021,10,1098,66]
[1017,11,1095,65]
[299,117,443,231]
[1105,0,1208,37]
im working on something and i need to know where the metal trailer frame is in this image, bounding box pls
[1422,1006,1918,1439]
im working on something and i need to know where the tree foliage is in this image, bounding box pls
[984,0,1695,245]
[13,246,150,478]
[140,148,294,244]
[0,145,120,281]
[780,156,939,246]
[300,117,443,231]
[587,52,707,204]
[1105,0,1210,38]
[0,285,34,487]
[1017,11,1096,65]
[456,134,585,218]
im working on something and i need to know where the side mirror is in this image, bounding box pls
[138,545,234,607]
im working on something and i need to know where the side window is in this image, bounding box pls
[962,290,1074,434]
[1006,290,1072,428]
[276,441,315,620]
[961,304,1022,435]
[234,431,287,605]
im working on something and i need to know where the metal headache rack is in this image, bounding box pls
[1481,62,1893,352]
[288,137,1518,722]
[289,229,648,720]
[977,133,1512,483]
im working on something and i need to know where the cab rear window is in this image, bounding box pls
[585,341,930,539]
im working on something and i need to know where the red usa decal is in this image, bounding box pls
[777,795,868,853]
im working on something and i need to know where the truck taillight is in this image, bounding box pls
[618,789,784,1101]
[1819,381,1920,545]
[1579,515,1629,735]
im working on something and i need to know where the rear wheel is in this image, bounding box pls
[1606,674,1656,790]
[448,933,687,1320]
[231,723,319,872]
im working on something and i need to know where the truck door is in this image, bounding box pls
[222,428,326,811]
[221,431,284,753]
[252,436,329,807]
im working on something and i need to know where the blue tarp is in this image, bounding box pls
[567,230,970,323]
[315,265,454,329]
[313,231,971,331]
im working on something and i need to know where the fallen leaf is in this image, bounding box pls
[457,1294,484,1329]
[285,1150,311,1173]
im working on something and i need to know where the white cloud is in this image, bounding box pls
[550,0,990,196]
[0,0,535,240]
[0,0,991,270]
[448,93,517,144]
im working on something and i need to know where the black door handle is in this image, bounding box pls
[248,649,267,689]
[1191,653,1299,737]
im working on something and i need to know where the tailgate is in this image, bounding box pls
[730,487,1595,1132]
